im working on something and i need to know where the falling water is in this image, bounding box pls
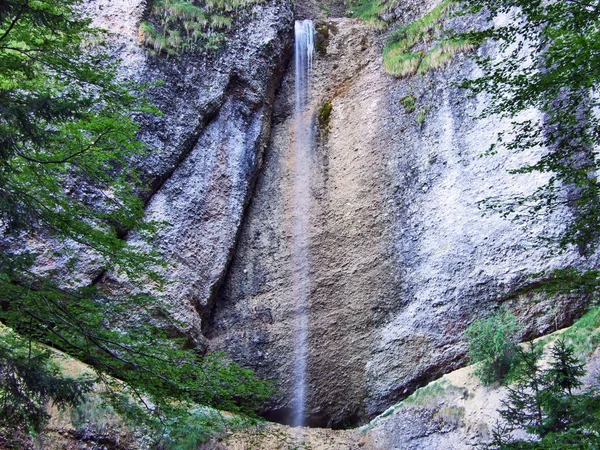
[291,19,314,428]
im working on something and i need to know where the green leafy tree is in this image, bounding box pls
[457,0,600,256]
[466,308,521,385]
[0,0,271,443]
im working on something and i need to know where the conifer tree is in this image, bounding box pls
[541,338,585,434]
[498,343,545,435]
[491,340,600,449]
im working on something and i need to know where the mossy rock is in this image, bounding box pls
[315,20,339,55]
[400,95,416,114]
[318,99,333,130]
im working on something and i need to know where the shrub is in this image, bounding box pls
[400,95,416,114]
[415,106,430,126]
[465,308,521,385]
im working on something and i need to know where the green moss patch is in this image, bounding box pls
[400,95,416,113]
[318,100,333,130]
[315,21,338,55]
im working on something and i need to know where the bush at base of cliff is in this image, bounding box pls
[466,309,521,385]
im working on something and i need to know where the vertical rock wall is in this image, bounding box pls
[207,16,596,426]
[81,0,597,428]
[80,0,295,345]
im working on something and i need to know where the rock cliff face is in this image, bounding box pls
[206,14,594,427]
[84,0,595,431]
[84,0,294,346]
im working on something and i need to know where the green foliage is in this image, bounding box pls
[498,343,547,436]
[347,0,442,29]
[417,39,474,74]
[0,329,94,438]
[387,0,454,54]
[140,0,264,55]
[490,339,600,449]
[459,0,600,255]
[71,391,131,438]
[347,0,388,29]
[415,106,431,126]
[466,309,521,385]
[158,408,257,450]
[400,95,416,114]
[402,379,467,407]
[383,0,473,78]
[318,100,333,130]
[559,307,600,356]
[536,306,600,360]
[0,0,272,443]
[349,0,473,74]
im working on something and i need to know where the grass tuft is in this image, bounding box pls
[400,95,416,113]
[383,0,474,78]
[140,0,265,55]
[348,0,388,29]
[417,39,474,74]
[559,307,600,356]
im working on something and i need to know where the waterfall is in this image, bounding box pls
[291,19,314,428]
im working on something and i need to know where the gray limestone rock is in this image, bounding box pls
[26,0,598,433]
[206,16,597,426]
[81,0,295,345]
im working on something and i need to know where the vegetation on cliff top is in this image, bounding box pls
[383,0,473,78]
[139,0,266,55]
[349,0,474,78]
[0,0,272,445]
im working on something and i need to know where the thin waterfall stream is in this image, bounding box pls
[291,18,314,428]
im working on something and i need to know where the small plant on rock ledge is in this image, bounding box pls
[318,99,333,131]
[466,308,521,385]
[415,106,430,126]
[400,95,416,114]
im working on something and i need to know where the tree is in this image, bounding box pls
[497,343,545,434]
[0,0,271,444]
[458,0,600,257]
[490,339,600,449]
[541,338,585,434]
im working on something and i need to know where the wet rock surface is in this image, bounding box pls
[36,0,598,432]
[207,16,595,426]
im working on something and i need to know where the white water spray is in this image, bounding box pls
[291,19,314,428]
